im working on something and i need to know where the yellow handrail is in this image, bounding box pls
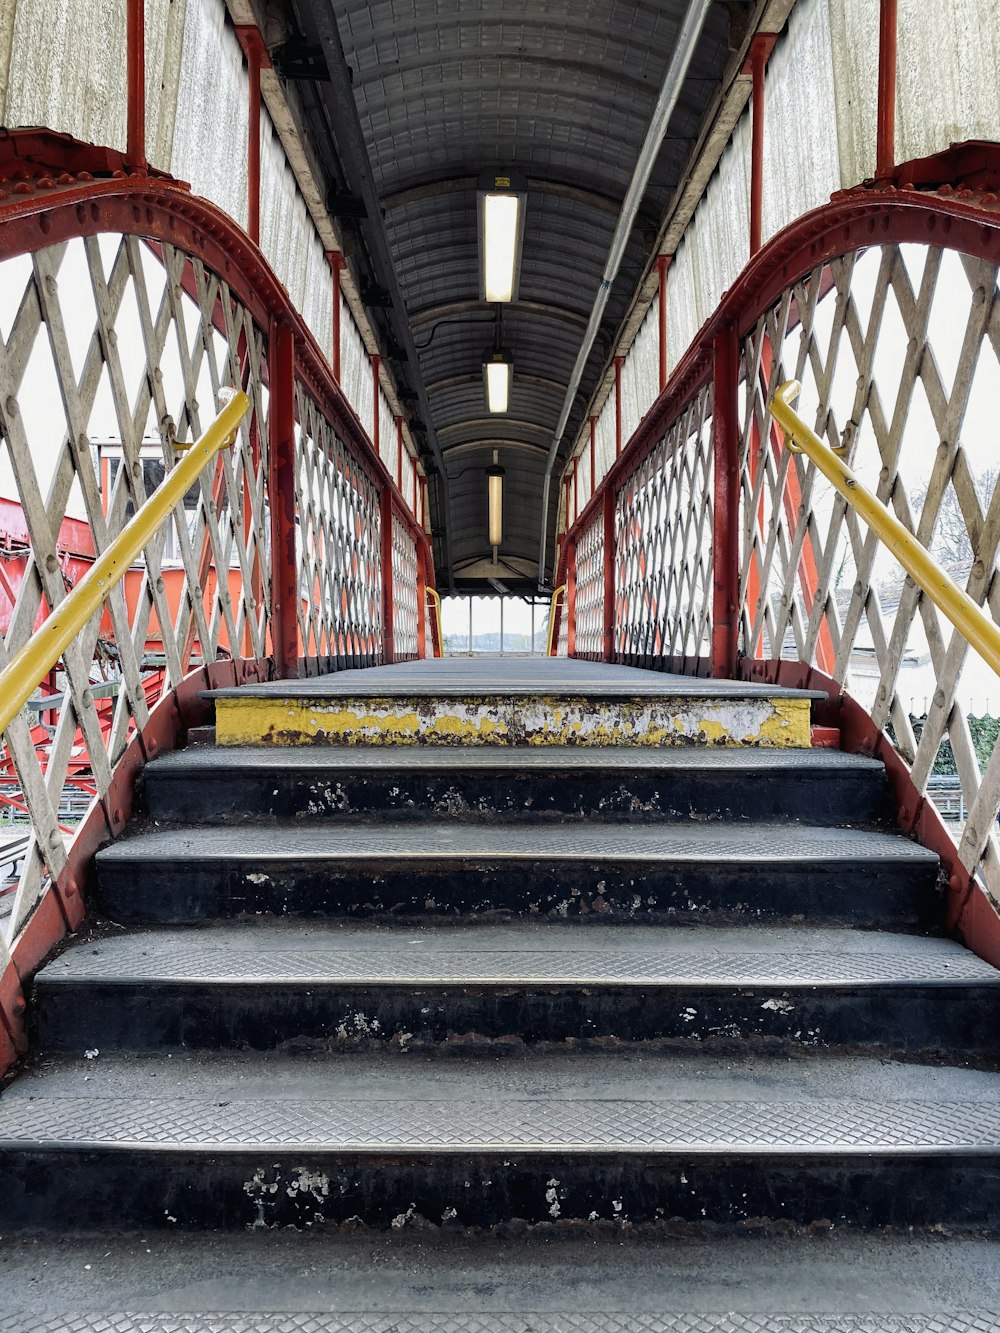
[547,584,566,656]
[770,380,1000,678]
[425,585,443,657]
[0,389,251,737]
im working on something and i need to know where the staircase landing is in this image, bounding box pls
[207,657,822,747]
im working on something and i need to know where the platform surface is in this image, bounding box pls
[205,657,824,700]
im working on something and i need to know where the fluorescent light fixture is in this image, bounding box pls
[477,171,526,304]
[483,349,512,414]
[488,463,504,546]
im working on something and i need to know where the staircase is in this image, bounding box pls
[3,658,1000,1328]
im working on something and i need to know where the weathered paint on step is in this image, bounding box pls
[214,693,812,748]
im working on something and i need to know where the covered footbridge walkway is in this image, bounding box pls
[1,0,1000,1325]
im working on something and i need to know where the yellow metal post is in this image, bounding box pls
[770,380,1000,678]
[0,390,251,738]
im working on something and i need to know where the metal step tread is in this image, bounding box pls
[151,746,879,774]
[4,1312,1000,1332]
[100,821,936,864]
[3,1052,1000,1154]
[3,1231,1000,1331]
[37,923,997,987]
[203,659,825,701]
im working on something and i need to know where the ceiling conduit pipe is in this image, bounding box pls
[537,0,713,589]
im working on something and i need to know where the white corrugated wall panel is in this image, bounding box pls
[260,107,313,314]
[762,0,840,240]
[379,386,395,475]
[302,240,333,364]
[828,0,879,185]
[594,390,617,489]
[620,300,660,445]
[340,294,373,436]
[691,113,752,313]
[665,234,701,377]
[146,0,188,171]
[171,0,248,228]
[4,0,128,150]
[896,0,1000,164]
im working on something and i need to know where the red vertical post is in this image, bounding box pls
[421,476,428,531]
[656,254,670,392]
[328,253,344,381]
[416,541,427,660]
[246,40,262,244]
[395,416,404,491]
[877,0,898,177]
[268,320,299,679]
[563,474,572,539]
[589,416,597,493]
[602,487,615,663]
[614,355,624,458]
[126,0,146,170]
[380,488,395,665]
[235,27,270,245]
[566,539,577,658]
[748,34,773,257]
[711,323,740,679]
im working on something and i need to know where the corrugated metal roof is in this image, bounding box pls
[296,0,734,587]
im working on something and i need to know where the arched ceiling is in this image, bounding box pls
[287,0,743,591]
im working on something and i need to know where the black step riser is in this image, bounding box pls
[140,769,892,827]
[32,983,1000,1058]
[94,857,943,929]
[2,1151,998,1232]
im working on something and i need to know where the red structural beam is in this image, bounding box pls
[877,0,898,178]
[380,488,395,665]
[710,322,740,678]
[328,251,344,380]
[126,0,146,170]
[656,254,670,391]
[268,320,299,680]
[614,355,624,458]
[602,488,616,663]
[747,33,777,257]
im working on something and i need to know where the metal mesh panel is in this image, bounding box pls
[0,234,270,944]
[738,243,1000,890]
[392,508,419,662]
[574,511,605,660]
[294,384,381,668]
[615,383,714,665]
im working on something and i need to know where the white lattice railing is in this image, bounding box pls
[0,154,437,1068]
[555,179,1000,945]
[739,238,1000,897]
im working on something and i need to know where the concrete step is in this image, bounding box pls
[4,1230,1000,1330]
[141,746,891,826]
[94,821,941,928]
[205,661,821,749]
[2,1050,1000,1231]
[32,922,1000,1058]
